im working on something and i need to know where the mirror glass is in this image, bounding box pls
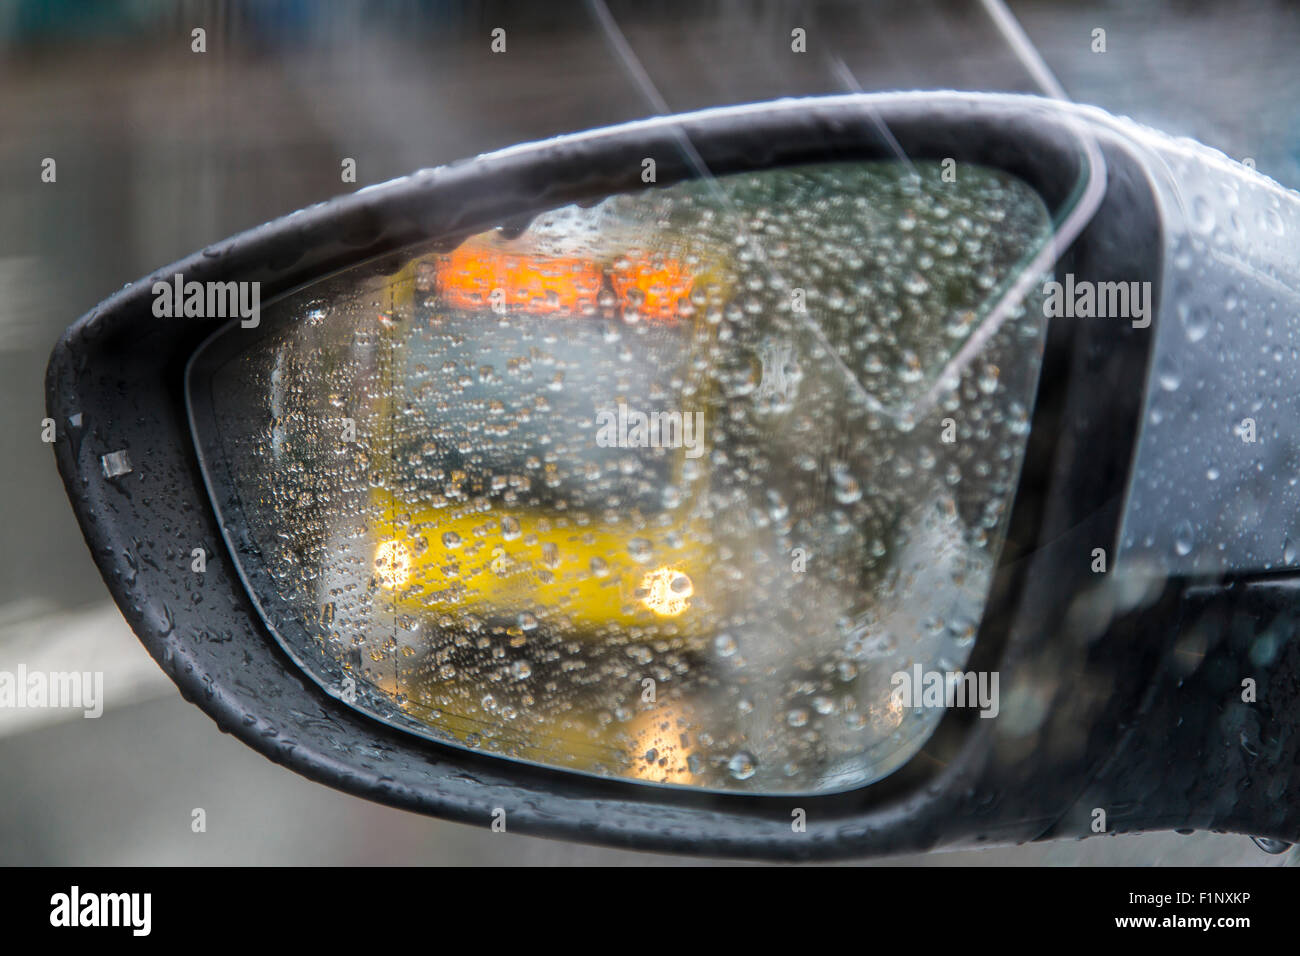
[189,160,1052,793]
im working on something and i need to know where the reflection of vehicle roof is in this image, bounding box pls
[396,308,690,514]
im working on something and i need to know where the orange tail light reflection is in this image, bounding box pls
[435,243,691,322]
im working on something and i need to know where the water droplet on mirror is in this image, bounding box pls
[1251,836,1291,854]
[1157,356,1181,391]
[728,751,758,781]
[627,538,653,563]
[1178,302,1210,343]
[831,467,862,504]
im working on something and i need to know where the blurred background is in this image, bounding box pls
[3,0,1299,865]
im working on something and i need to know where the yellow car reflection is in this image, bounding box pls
[364,236,728,644]
[372,507,714,634]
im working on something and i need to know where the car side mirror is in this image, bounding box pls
[47,92,1300,858]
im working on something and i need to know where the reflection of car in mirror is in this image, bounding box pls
[189,160,1053,792]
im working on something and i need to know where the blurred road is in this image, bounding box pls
[2,0,1299,865]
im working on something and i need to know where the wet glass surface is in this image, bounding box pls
[194,160,1052,792]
